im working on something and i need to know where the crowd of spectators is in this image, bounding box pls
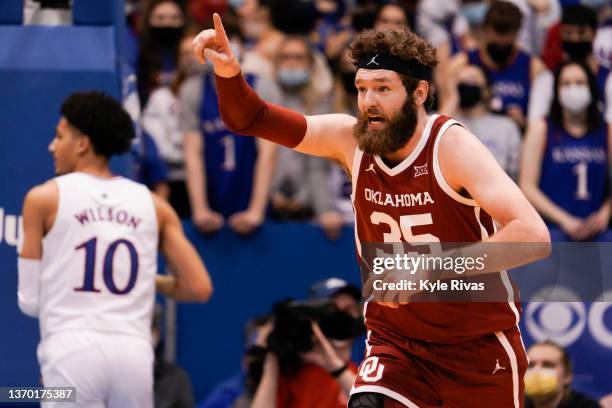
[115,0,612,242]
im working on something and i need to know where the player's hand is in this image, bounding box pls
[192,207,224,234]
[228,208,264,235]
[363,269,413,308]
[155,274,176,297]
[192,13,240,78]
[560,214,587,241]
[318,211,344,240]
[581,204,611,240]
[506,105,526,129]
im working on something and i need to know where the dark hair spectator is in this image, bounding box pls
[561,4,598,32]
[442,0,550,129]
[483,0,523,35]
[137,0,186,105]
[550,60,602,133]
[520,61,611,241]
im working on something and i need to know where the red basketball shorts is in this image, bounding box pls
[351,326,528,408]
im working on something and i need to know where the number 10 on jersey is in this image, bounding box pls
[74,238,139,295]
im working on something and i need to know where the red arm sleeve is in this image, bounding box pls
[215,73,308,148]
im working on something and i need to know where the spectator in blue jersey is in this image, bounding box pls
[418,0,558,59]
[440,64,522,180]
[535,5,612,124]
[182,23,277,235]
[443,0,550,130]
[520,61,611,241]
[137,0,186,106]
[268,36,345,239]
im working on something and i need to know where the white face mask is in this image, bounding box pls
[559,84,592,114]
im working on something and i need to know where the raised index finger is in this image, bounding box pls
[213,13,231,51]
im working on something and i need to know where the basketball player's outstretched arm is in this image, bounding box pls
[192,13,357,170]
[438,125,551,272]
[153,194,213,302]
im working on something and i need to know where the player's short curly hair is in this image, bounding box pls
[349,28,438,108]
[60,91,135,158]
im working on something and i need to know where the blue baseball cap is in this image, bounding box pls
[309,278,361,301]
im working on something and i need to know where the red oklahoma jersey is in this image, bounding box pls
[351,114,521,344]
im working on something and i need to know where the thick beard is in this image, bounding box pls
[353,95,418,156]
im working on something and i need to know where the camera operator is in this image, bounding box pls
[252,278,363,408]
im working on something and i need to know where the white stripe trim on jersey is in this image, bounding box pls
[351,147,365,198]
[351,148,364,257]
[474,207,489,240]
[432,119,477,206]
[374,114,439,176]
[350,385,420,408]
[475,208,521,325]
[500,271,520,325]
[495,331,520,408]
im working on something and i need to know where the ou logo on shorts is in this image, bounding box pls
[359,356,385,382]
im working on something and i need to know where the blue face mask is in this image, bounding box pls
[462,2,488,26]
[580,0,610,9]
[229,0,245,8]
[277,68,310,88]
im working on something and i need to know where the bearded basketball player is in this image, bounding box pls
[193,14,550,408]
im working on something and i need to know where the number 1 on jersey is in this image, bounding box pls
[573,162,591,200]
[220,135,236,171]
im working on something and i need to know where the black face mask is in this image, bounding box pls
[562,41,592,62]
[458,83,483,109]
[150,26,183,48]
[486,43,514,66]
[340,71,358,95]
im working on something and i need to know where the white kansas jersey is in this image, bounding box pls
[39,172,158,342]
